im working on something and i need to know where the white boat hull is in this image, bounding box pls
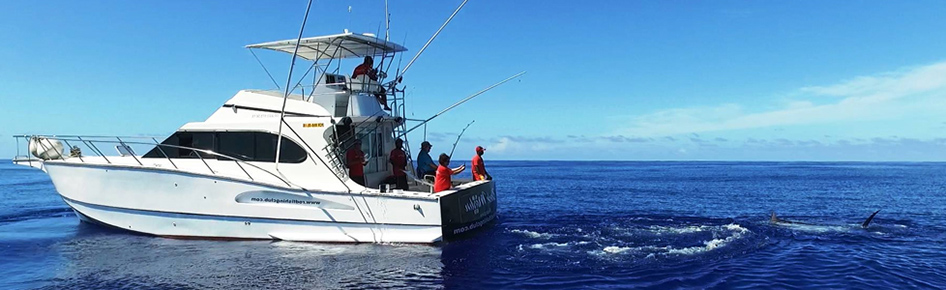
[63,197,442,243]
[44,161,496,243]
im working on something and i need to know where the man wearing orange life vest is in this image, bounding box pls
[471,146,491,181]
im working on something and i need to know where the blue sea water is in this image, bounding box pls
[2,160,946,289]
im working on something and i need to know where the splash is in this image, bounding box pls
[510,229,554,239]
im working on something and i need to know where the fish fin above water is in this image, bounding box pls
[861,210,880,228]
[770,212,778,223]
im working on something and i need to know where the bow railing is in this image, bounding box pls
[12,134,295,188]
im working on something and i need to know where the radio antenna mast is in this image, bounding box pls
[384,0,390,41]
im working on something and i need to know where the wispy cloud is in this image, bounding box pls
[618,61,946,137]
[484,134,657,154]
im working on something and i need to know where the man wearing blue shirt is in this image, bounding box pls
[416,141,437,179]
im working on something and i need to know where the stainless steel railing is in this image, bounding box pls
[12,134,294,188]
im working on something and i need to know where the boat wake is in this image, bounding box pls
[0,207,73,224]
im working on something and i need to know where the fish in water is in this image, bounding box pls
[770,210,881,229]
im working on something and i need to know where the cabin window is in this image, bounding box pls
[217,132,256,160]
[143,131,307,163]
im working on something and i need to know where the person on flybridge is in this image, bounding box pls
[352,56,378,80]
[351,56,391,110]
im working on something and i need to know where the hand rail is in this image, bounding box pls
[12,135,294,188]
[13,134,165,139]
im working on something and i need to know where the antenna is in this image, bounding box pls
[275,0,314,172]
[385,0,390,41]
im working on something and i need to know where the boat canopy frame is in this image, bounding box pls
[246,32,407,61]
[246,32,405,100]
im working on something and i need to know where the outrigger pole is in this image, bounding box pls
[395,0,469,81]
[397,71,526,138]
[275,0,314,172]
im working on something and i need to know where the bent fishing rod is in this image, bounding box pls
[448,120,475,157]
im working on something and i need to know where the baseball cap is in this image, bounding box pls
[475,146,485,152]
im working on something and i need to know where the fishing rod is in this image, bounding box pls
[449,120,475,157]
[397,71,526,138]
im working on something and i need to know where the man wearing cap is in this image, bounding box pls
[472,146,492,181]
[389,138,409,190]
[416,141,437,179]
[346,139,368,186]
[434,153,466,193]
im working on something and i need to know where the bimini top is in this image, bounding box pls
[246,32,407,61]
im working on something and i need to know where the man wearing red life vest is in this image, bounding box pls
[389,138,409,190]
[352,56,377,80]
[346,139,367,186]
[351,56,390,110]
[471,146,491,181]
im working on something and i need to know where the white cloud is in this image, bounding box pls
[619,61,946,137]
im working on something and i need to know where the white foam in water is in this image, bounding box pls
[592,223,751,257]
[510,229,554,239]
[529,242,569,249]
[649,225,709,235]
[666,223,748,255]
[603,246,632,254]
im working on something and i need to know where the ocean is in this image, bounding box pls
[1,160,945,289]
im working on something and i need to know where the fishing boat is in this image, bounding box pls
[11,2,519,243]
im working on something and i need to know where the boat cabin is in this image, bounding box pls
[138,32,416,192]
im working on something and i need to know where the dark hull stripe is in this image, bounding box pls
[61,195,441,227]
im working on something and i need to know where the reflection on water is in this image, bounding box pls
[39,224,447,289]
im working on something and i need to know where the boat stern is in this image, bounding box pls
[438,180,497,239]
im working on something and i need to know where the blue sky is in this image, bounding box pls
[2,1,946,161]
